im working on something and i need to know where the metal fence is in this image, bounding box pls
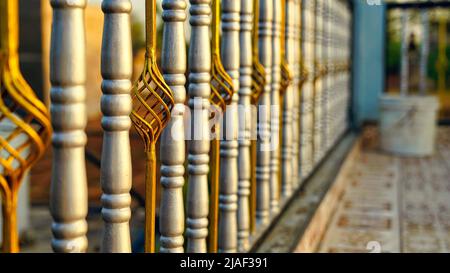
[0,0,353,253]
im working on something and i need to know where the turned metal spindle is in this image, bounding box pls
[250,0,266,106]
[218,0,240,253]
[334,3,341,141]
[338,5,343,140]
[330,1,338,145]
[208,0,235,253]
[99,0,133,253]
[341,5,349,136]
[186,0,211,253]
[256,0,273,226]
[330,2,341,145]
[291,0,301,188]
[49,0,88,253]
[324,0,335,151]
[332,1,339,145]
[268,0,281,215]
[159,0,187,253]
[237,0,252,252]
[249,0,265,235]
[0,0,51,253]
[345,9,351,131]
[297,0,307,184]
[321,0,330,153]
[313,0,324,164]
[269,0,283,214]
[281,0,294,198]
[300,0,314,179]
[343,4,350,134]
[327,1,333,146]
[330,0,339,146]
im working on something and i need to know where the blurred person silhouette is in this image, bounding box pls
[408,32,420,92]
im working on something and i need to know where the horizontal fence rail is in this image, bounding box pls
[0,0,353,253]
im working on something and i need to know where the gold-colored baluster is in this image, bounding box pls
[249,0,265,236]
[298,0,307,176]
[311,0,318,163]
[280,0,292,95]
[130,0,175,254]
[0,0,51,253]
[278,0,293,196]
[250,0,266,105]
[298,0,308,91]
[300,65,309,88]
[208,0,235,253]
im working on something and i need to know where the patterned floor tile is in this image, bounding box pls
[319,127,450,253]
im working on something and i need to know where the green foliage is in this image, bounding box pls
[386,40,401,74]
[386,39,450,91]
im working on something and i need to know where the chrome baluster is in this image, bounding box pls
[218,0,240,253]
[313,0,324,165]
[186,0,211,253]
[237,0,252,252]
[256,0,273,227]
[159,0,188,253]
[300,0,314,179]
[269,0,281,214]
[99,0,133,253]
[281,0,294,198]
[49,0,88,253]
[291,0,301,188]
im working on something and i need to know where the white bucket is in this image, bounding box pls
[379,95,439,157]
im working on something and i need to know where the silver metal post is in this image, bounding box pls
[300,0,314,179]
[291,0,300,189]
[237,0,252,252]
[325,0,333,151]
[256,0,273,227]
[269,0,281,214]
[186,0,211,253]
[218,0,240,253]
[321,0,329,154]
[49,0,88,253]
[159,0,187,253]
[313,0,324,164]
[281,0,295,197]
[99,0,133,253]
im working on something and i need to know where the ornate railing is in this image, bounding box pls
[0,0,353,253]
[0,0,51,253]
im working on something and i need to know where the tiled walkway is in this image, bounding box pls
[319,127,450,253]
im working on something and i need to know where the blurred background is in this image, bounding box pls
[385,7,450,118]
